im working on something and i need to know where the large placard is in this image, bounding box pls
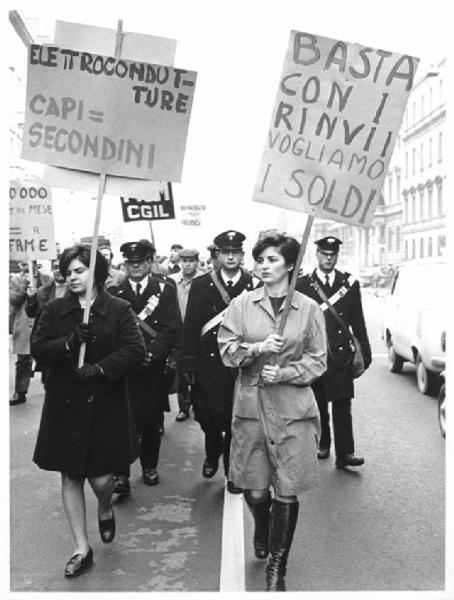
[22,45,197,182]
[253,31,419,227]
[9,180,57,260]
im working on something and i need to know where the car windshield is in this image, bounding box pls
[397,264,446,302]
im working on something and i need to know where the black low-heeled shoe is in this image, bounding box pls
[64,546,93,578]
[98,506,116,543]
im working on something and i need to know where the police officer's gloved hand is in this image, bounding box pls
[66,322,94,352]
[74,363,104,382]
[182,372,196,385]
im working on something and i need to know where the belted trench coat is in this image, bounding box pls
[218,287,327,496]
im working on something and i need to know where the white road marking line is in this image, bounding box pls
[220,484,245,591]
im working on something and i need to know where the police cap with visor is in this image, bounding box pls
[315,236,342,253]
[213,230,246,251]
[120,241,154,261]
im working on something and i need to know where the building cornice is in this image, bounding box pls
[402,106,446,143]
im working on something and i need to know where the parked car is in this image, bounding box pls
[383,259,446,396]
[438,368,446,438]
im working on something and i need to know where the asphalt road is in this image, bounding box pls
[9,292,448,593]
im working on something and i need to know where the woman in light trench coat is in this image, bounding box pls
[218,234,327,592]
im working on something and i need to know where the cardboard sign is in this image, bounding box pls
[22,44,197,182]
[44,21,178,195]
[180,203,206,226]
[253,31,419,228]
[54,21,177,65]
[9,180,57,260]
[120,183,175,221]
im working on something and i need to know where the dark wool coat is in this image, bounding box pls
[109,276,179,423]
[178,269,257,429]
[296,269,371,400]
[32,290,145,477]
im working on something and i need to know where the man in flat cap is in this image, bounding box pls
[109,241,179,494]
[170,248,203,421]
[99,244,124,289]
[179,231,259,493]
[297,236,371,469]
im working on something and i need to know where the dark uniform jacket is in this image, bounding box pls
[109,276,179,423]
[178,269,257,429]
[32,290,145,476]
[296,269,371,400]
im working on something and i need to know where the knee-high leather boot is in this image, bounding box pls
[265,500,299,592]
[244,491,272,559]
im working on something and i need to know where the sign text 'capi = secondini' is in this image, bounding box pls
[21,45,197,182]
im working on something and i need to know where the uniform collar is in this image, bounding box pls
[220,268,241,286]
[316,268,335,286]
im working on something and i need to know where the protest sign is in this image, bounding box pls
[120,183,175,221]
[22,44,197,182]
[253,31,419,228]
[54,21,176,65]
[44,21,178,194]
[180,203,206,226]
[9,180,56,260]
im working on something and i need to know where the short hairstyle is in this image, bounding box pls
[59,244,109,291]
[171,243,183,251]
[252,234,300,270]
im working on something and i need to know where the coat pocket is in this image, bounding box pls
[232,384,260,419]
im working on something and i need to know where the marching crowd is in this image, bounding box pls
[9,229,371,592]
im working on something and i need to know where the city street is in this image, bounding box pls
[9,293,446,592]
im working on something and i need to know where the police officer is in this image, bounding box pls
[178,231,258,493]
[109,241,179,494]
[297,236,371,468]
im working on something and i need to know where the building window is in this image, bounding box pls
[438,235,446,256]
[405,240,408,260]
[419,189,424,220]
[429,87,433,111]
[412,101,416,124]
[412,239,416,259]
[427,185,433,218]
[428,237,433,257]
[429,137,432,166]
[420,143,424,172]
[388,229,393,252]
[388,174,393,204]
[396,172,401,200]
[411,194,416,222]
[404,196,408,223]
[419,238,424,258]
[437,182,443,215]
[412,148,416,174]
[396,227,401,251]
[438,132,443,162]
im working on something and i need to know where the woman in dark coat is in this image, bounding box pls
[32,245,145,578]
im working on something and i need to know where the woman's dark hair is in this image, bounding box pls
[59,244,109,291]
[252,234,300,264]
[252,234,300,279]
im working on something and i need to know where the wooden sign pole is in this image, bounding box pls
[78,19,124,367]
[277,214,314,336]
[148,221,156,247]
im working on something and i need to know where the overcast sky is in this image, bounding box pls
[6,0,451,265]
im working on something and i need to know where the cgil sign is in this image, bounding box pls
[120,183,175,222]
